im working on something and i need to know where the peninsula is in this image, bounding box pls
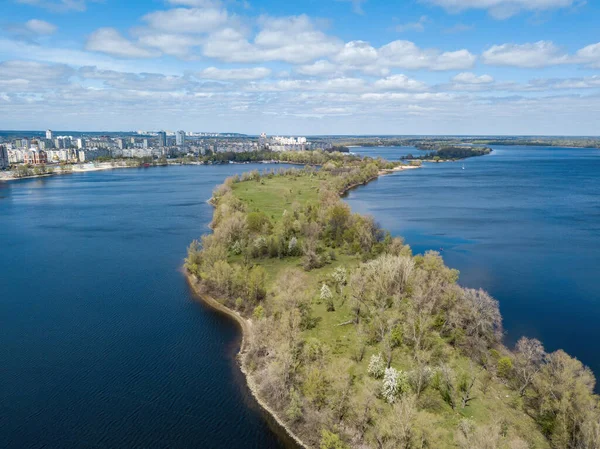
[185,155,600,449]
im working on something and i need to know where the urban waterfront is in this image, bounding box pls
[1,146,600,447]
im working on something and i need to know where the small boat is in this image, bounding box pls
[462,164,465,170]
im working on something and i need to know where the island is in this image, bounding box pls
[184,155,598,449]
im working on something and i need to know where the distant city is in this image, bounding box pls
[0,130,333,170]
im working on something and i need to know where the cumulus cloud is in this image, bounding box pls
[333,41,378,66]
[379,40,476,70]
[86,28,158,59]
[25,19,57,35]
[421,0,580,19]
[482,41,570,68]
[142,7,230,34]
[374,74,429,91]
[135,32,201,58]
[452,72,494,84]
[296,60,340,76]
[198,67,272,80]
[203,15,343,64]
[576,43,600,68]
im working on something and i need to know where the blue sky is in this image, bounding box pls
[1,0,599,135]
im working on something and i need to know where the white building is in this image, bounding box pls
[46,129,53,140]
[76,138,85,149]
[176,130,186,146]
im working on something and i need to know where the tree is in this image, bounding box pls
[320,430,347,449]
[382,367,408,404]
[331,267,347,294]
[514,337,545,396]
[320,284,335,312]
[368,353,386,379]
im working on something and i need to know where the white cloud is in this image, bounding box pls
[374,74,428,91]
[142,7,230,34]
[379,40,476,70]
[296,60,339,76]
[333,40,378,66]
[25,19,57,35]
[395,16,429,33]
[452,72,494,84]
[576,43,600,68]
[203,15,343,64]
[0,60,73,90]
[422,0,579,19]
[86,28,158,59]
[198,67,272,80]
[135,33,201,58]
[482,41,570,68]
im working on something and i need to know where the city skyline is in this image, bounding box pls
[1,0,600,135]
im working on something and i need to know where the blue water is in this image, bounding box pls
[0,165,293,449]
[346,146,600,381]
[2,147,600,448]
[351,145,418,160]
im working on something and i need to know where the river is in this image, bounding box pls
[348,145,600,382]
[1,146,599,447]
[0,164,293,449]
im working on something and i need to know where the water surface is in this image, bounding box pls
[0,165,291,449]
[347,146,600,380]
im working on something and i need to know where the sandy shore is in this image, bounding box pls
[378,164,421,175]
[0,162,160,182]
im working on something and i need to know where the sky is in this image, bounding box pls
[1,0,599,135]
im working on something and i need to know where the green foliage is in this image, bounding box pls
[252,305,265,320]
[286,388,303,423]
[497,357,513,379]
[320,430,347,449]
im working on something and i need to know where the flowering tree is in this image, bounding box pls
[382,367,409,403]
[368,353,385,379]
[320,283,335,311]
[331,267,347,294]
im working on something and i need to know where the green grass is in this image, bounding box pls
[232,175,321,223]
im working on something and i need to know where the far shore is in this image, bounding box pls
[0,161,153,182]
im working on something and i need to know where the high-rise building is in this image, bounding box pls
[116,138,125,149]
[143,139,149,149]
[176,130,186,146]
[158,131,167,147]
[76,138,85,149]
[0,145,9,169]
[46,129,53,140]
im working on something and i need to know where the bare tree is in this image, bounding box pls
[514,337,546,396]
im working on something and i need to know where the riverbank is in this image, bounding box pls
[0,161,162,182]
[186,274,309,449]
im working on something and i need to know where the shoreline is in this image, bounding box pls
[0,162,161,182]
[185,274,308,449]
